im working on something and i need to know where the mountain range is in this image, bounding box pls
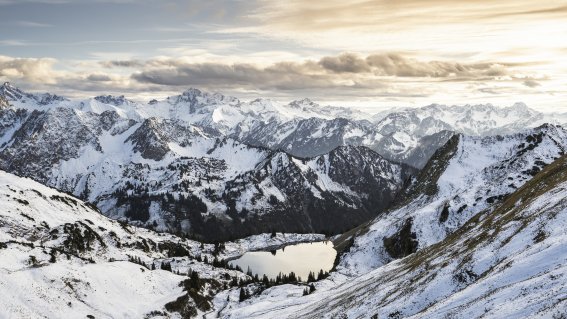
[2,82,567,242]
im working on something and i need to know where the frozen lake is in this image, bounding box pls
[229,241,336,281]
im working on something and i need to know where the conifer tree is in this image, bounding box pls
[309,283,316,293]
[239,288,247,302]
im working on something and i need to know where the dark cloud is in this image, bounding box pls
[100,60,145,68]
[523,79,541,88]
[131,61,337,91]
[319,53,370,73]
[365,54,512,78]
[129,53,520,92]
[87,74,112,82]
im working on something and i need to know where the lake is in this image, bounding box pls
[229,241,337,281]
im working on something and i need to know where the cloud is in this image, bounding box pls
[130,61,336,91]
[124,52,536,98]
[244,0,567,32]
[523,79,541,88]
[319,53,370,73]
[100,60,145,68]
[365,54,515,78]
[87,74,112,82]
[126,52,520,86]
[15,21,52,28]
[0,52,557,110]
[0,40,28,46]
[0,56,58,83]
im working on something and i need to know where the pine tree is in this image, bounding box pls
[189,271,200,290]
[239,288,247,302]
[161,261,172,271]
[308,271,316,282]
[309,283,316,293]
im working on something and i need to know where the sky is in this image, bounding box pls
[1,0,566,112]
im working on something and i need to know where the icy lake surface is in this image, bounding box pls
[229,241,336,280]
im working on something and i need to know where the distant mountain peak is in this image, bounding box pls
[512,101,528,109]
[0,81,25,100]
[0,82,65,105]
[94,94,130,105]
[289,98,318,108]
[172,87,239,107]
[181,87,203,97]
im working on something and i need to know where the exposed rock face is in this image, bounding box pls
[382,218,418,259]
[0,96,9,109]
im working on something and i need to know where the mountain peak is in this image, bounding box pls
[181,87,203,97]
[94,94,129,105]
[510,102,531,112]
[0,81,25,100]
[289,98,318,108]
[173,87,239,107]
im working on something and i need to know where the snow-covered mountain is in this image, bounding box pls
[2,81,567,241]
[4,82,565,169]
[0,95,9,109]
[0,83,415,240]
[373,102,555,136]
[214,124,567,318]
[0,169,328,318]
[338,123,567,276]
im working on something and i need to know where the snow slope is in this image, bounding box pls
[338,124,567,276]
[0,170,323,318]
[215,130,567,319]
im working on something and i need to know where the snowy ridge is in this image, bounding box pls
[338,124,567,276]
[215,127,567,319]
[0,170,323,318]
